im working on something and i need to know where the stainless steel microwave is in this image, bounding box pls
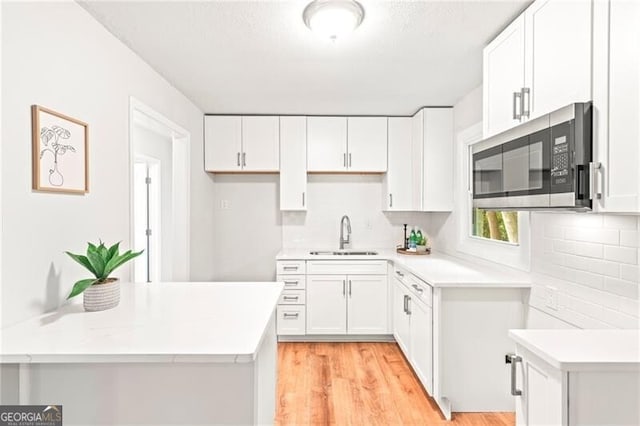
[472,102,593,211]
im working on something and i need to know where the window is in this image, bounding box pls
[472,209,519,244]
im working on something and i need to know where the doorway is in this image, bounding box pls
[129,98,190,282]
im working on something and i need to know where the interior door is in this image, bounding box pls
[306,275,347,334]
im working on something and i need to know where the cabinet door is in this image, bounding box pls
[347,275,388,334]
[594,0,640,213]
[307,117,347,172]
[409,299,433,395]
[411,110,424,210]
[482,14,526,137]
[392,278,411,356]
[204,116,242,171]
[279,117,307,210]
[524,0,592,120]
[306,275,347,334]
[384,117,413,210]
[516,349,566,426]
[422,108,453,211]
[347,117,388,172]
[241,116,279,171]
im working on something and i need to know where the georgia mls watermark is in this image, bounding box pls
[0,405,62,426]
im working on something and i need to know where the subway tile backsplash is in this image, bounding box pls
[531,213,639,329]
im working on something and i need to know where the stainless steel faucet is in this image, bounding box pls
[339,215,352,250]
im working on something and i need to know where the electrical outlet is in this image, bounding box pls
[544,286,558,311]
[219,199,230,209]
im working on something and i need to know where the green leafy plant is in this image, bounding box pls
[65,241,143,299]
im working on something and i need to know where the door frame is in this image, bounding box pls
[128,97,190,282]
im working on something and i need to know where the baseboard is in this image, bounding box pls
[278,334,395,343]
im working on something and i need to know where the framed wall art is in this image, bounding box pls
[32,105,89,194]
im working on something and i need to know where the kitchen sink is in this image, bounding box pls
[309,250,378,256]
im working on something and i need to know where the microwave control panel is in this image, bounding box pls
[551,134,570,185]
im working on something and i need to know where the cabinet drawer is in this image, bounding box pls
[277,274,306,290]
[276,260,306,275]
[276,306,306,335]
[278,290,306,305]
[394,266,432,307]
[307,260,387,275]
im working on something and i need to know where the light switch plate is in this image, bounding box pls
[544,286,558,311]
[219,199,230,209]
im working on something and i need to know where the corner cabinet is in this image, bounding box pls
[483,0,593,137]
[279,117,307,210]
[204,115,279,172]
[593,0,640,213]
[307,117,387,173]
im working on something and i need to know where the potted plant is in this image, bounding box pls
[66,241,143,312]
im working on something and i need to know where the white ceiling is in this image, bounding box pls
[80,0,530,115]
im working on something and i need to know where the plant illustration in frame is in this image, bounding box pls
[32,105,89,193]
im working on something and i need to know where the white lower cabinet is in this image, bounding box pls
[276,305,306,336]
[392,267,433,395]
[276,261,307,336]
[307,274,388,335]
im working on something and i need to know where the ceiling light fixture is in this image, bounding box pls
[303,0,365,41]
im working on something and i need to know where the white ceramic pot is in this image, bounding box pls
[83,278,120,312]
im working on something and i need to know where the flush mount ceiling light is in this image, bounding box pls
[303,0,365,40]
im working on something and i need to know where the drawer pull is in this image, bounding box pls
[283,296,299,301]
[284,280,299,286]
[395,270,405,277]
[283,313,299,319]
[412,284,424,293]
[283,266,298,271]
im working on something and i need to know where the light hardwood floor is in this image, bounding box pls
[275,342,515,426]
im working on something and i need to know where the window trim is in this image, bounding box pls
[455,123,531,271]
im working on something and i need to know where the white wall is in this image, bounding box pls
[283,175,430,250]
[1,1,213,326]
[530,213,639,328]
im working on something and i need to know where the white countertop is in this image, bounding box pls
[0,282,283,364]
[277,249,532,288]
[509,329,640,371]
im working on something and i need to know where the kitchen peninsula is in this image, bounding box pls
[0,282,283,425]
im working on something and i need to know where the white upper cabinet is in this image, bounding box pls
[307,116,388,172]
[383,117,413,210]
[279,116,307,211]
[524,0,592,120]
[204,115,279,172]
[422,108,454,211]
[307,117,347,172]
[347,117,388,172]
[241,116,280,171]
[483,0,593,137]
[483,14,526,137]
[593,0,640,213]
[204,116,242,172]
[410,108,454,212]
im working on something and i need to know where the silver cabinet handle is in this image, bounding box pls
[283,266,298,271]
[348,280,352,297]
[589,162,602,200]
[412,284,424,293]
[237,152,241,167]
[342,280,346,296]
[283,313,299,319]
[403,294,408,313]
[343,153,347,168]
[389,193,393,208]
[348,153,352,167]
[513,91,522,120]
[406,296,412,315]
[506,354,523,396]
[284,280,299,286]
[302,192,305,207]
[521,87,530,119]
[283,296,299,301]
[395,270,404,277]
[242,152,246,167]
